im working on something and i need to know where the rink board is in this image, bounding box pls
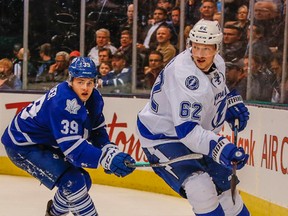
[0,92,287,215]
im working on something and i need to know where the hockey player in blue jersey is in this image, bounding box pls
[137,19,250,216]
[1,57,135,216]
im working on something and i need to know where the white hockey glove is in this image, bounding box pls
[100,143,135,177]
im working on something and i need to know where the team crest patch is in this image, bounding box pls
[185,75,199,90]
[65,98,81,114]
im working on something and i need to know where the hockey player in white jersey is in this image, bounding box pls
[137,19,250,215]
[1,57,135,216]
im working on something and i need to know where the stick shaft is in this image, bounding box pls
[231,119,239,205]
[125,153,203,168]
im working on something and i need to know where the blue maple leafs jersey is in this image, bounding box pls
[137,49,229,155]
[1,82,110,168]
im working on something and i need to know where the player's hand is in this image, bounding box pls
[210,138,249,170]
[100,143,135,177]
[225,90,249,132]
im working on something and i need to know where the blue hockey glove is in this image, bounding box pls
[100,144,135,177]
[210,138,249,170]
[226,90,249,132]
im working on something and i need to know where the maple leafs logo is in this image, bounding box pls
[65,99,81,114]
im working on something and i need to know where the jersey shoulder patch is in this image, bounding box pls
[185,75,199,90]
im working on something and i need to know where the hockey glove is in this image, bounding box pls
[100,143,135,177]
[210,138,249,170]
[225,90,249,132]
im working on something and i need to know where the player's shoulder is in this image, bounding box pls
[214,53,225,70]
[164,49,196,78]
[91,88,104,102]
[86,88,105,112]
[46,82,84,111]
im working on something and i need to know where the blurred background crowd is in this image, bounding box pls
[1,0,288,105]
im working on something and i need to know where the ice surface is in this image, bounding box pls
[0,175,195,216]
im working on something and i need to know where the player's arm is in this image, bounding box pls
[168,84,248,170]
[89,112,110,148]
[174,113,248,170]
[49,106,135,177]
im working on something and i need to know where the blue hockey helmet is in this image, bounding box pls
[68,57,97,79]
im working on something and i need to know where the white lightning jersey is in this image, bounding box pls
[137,49,229,155]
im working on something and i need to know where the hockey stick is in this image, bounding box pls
[231,119,239,205]
[125,153,203,168]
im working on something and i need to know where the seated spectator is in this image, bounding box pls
[96,47,112,76]
[69,50,81,64]
[0,58,22,89]
[225,58,247,100]
[116,30,145,85]
[170,6,181,48]
[253,0,284,48]
[199,0,217,21]
[184,0,202,26]
[35,43,55,83]
[270,51,284,103]
[119,4,134,33]
[98,48,112,65]
[11,43,22,65]
[156,0,174,21]
[119,4,143,43]
[245,23,272,68]
[98,61,112,79]
[137,7,170,52]
[98,52,132,93]
[48,51,69,82]
[117,30,133,66]
[222,24,246,61]
[156,25,177,66]
[243,54,275,102]
[13,47,37,83]
[88,28,117,66]
[235,4,250,41]
[142,50,164,89]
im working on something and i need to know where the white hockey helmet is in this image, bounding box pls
[189,19,223,51]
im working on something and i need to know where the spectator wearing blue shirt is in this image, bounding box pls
[98,52,132,93]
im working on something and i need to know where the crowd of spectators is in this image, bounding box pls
[1,0,288,104]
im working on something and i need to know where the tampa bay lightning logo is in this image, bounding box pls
[185,76,199,90]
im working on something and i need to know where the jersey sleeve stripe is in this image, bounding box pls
[175,121,198,139]
[62,138,85,156]
[92,121,106,130]
[7,123,34,145]
[137,117,178,140]
[57,135,82,144]
[13,116,35,144]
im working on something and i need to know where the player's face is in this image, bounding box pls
[71,77,95,102]
[191,43,217,72]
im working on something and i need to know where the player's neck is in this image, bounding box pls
[203,63,217,74]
